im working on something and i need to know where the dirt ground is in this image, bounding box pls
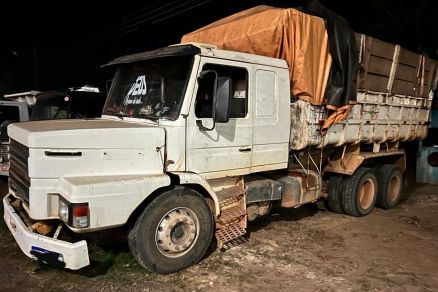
[0,180,437,292]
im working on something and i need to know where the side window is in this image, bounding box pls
[195,64,248,119]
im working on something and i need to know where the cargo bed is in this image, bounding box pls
[290,34,437,151]
[290,91,431,150]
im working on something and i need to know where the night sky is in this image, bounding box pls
[1,0,437,96]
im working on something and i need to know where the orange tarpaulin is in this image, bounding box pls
[181,5,332,107]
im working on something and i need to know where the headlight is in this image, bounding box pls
[58,198,69,223]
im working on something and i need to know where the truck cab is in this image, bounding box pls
[102,44,290,177]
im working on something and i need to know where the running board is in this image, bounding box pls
[215,185,247,248]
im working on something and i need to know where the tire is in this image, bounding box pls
[342,167,377,217]
[325,175,345,214]
[375,164,403,210]
[128,187,214,274]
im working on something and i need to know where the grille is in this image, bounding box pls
[9,139,30,202]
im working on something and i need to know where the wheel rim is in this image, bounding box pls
[359,178,375,209]
[155,207,199,258]
[388,175,401,203]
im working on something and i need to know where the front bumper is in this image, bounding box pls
[3,194,90,270]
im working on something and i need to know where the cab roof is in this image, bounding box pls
[104,43,288,69]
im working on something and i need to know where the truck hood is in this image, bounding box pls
[8,119,167,179]
[8,119,164,149]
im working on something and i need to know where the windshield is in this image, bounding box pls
[103,56,194,120]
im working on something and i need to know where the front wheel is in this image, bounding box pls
[128,187,214,274]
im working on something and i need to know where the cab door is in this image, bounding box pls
[186,58,252,179]
[251,66,290,172]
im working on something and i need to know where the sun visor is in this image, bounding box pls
[102,44,201,67]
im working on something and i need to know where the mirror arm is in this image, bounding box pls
[196,119,215,131]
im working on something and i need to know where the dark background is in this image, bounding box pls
[1,0,437,96]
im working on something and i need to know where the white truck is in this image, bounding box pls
[2,11,438,273]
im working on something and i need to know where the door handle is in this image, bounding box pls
[239,147,252,152]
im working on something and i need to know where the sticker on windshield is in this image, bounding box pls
[123,75,147,105]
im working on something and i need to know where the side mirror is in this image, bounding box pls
[196,70,231,131]
[214,77,231,123]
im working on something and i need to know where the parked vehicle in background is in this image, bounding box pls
[3,6,438,274]
[0,86,105,175]
[0,91,38,175]
[30,86,105,121]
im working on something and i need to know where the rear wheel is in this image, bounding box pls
[375,164,403,210]
[128,187,214,274]
[342,167,377,217]
[325,175,345,214]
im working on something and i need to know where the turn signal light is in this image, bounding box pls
[72,204,89,228]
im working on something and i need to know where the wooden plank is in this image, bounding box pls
[421,60,437,97]
[423,57,433,74]
[395,63,417,82]
[398,48,419,67]
[355,33,435,98]
[425,58,436,85]
[360,73,388,92]
[367,55,392,77]
[358,36,373,89]
[387,45,400,93]
[369,38,395,60]
[433,64,438,92]
[426,60,437,96]
[423,70,430,86]
[392,79,416,96]
[419,56,426,97]
[355,33,361,47]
